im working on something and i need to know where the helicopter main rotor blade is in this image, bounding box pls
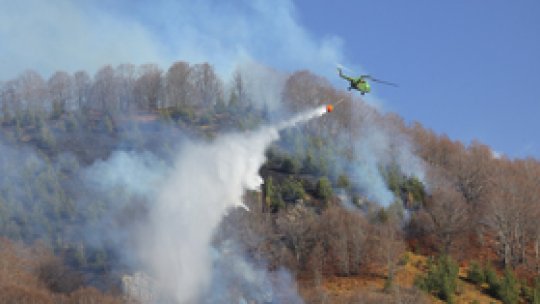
[367,76,398,87]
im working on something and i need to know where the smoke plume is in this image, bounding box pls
[0,0,345,80]
[88,106,326,302]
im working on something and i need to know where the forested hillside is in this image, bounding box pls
[0,61,539,303]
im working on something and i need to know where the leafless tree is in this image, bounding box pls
[229,69,250,110]
[276,203,318,272]
[190,63,223,111]
[134,64,163,111]
[1,80,21,121]
[115,63,137,112]
[318,204,367,276]
[486,158,534,268]
[420,186,470,254]
[165,61,194,109]
[364,209,405,282]
[91,65,118,113]
[47,71,73,116]
[17,70,47,113]
[73,71,91,111]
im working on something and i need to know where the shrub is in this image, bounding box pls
[280,177,306,202]
[532,277,540,304]
[415,255,459,303]
[467,260,485,285]
[336,174,351,189]
[265,177,285,212]
[484,263,499,297]
[521,279,540,304]
[383,274,394,294]
[399,252,410,266]
[315,177,333,201]
[497,268,519,304]
[281,156,301,174]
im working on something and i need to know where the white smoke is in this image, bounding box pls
[84,151,167,199]
[234,60,289,113]
[0,0,345,80]
[350,104,426,206]
[107,106,325,302]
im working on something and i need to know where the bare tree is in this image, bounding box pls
[1,80,21,122]
[419,186,470,254]
[228,69,250,111]
[451,141,493,206]
[47,71,73,117]
[318,204,367,276]
[190,63,223,111]
[364,209,405,283]
[283,70,333,112]
[486,158,534,268]
[91,65,118,113]
[165,61,194,109]
[115,63,137,112]
[73,71,91,111]
[134,64,163,111]
[17,70,47,113]
[276,203,318,272]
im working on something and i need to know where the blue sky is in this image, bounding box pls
[294,1,540,158]
[1,0,538,158]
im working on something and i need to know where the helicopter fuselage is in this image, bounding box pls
[350,78,371,94]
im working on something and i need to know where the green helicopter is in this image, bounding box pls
[337,67,397,95]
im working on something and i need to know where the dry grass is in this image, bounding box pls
[298,252,502,303]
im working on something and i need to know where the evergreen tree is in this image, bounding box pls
[498,268,519,304]
[315,177,333,201]
[467,260,485,285]
[415,255,459,303]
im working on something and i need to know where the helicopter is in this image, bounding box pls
[337,67,397,95]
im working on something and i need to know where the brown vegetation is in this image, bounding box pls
[1,62,539,302]
[0,239,124,303]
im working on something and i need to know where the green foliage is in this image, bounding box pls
[301,148,330,176]
[301,152,319,174]
[280,176,305,202]
[383,164,425,207]
[467,260,485,285]
[336,174,351,189]
[483,264,520,303]
[415,255,459,303]
[281,156,301,174]
[497,268,519,304]
[383,274,394,294]
[376,208,390,223]
[404,176,426,204]
[399,252,410,266]
[531,277,540,304]
[385,165,401,195]
[165,105,195,122]
[315,177,333,201]
[484,263,500,297]
[265,177,285,212]
[521,278,540,304]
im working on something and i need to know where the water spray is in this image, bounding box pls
[140,106,328,303]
